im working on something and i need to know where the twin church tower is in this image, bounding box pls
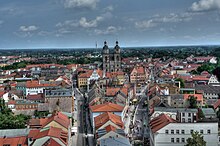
[102,41,121,72]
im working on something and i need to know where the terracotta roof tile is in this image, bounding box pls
[33,126,68,145]
[213,99,220,109]
[28,129,40,138]
[183,94,203,102]
[29,112,70,129]
[106,87,120,96]
[0,136,27,146]
[26,80,57,88]
[105,125,117,132]
[90,102,124,112]
[94,112,124,130]
[150,114,176,133]
[41,112,70,129]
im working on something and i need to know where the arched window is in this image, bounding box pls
[117,55,120,61]
[105,56,108,62]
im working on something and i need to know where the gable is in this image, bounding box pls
[96,121,122,132]
[43,121,68,132]
[97,131,124,141]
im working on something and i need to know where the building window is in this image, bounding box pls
[176,130,179,134]
[207,129,211,134]
[188,113,191,116]
[200,130,203,134]
[188,118,191,123]
[181,130,185,134]
[182,113,185,117]
[182,138,185,143]
[190,130,194,134]
[165,130,169,134]
[182,118,185,122]
[171,130,174,134]
[176,138,180,143]
[171,138,174,143]
[219,137,220,142]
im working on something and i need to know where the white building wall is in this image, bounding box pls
[203,92,218,99]
[151,122,218,146]
[208,75,219,84]
[151,111,177,120]
[26,87,44,95]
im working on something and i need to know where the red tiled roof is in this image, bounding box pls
[78,69,103,78]
[183,94,203,102]
[0,136,27,146]
[106,87,120,96]
[33,126,68,145]
[106,71,125,78]
[26,64,64,69]
[0,91,5,97]
[7,100,16,105]
[29,112,70,129]
[194,56,213,61]
[27,93,44,100]
[106,86,128,97]
[94,112,124,130]
[105,125,117,132]
[150,114,176,133]
[29,118,49,128]
[90,102,124,113]
[66,64,80,70]
[201,71,209,75]
[78,70,93,78]
[41,112,70,129]
[26,80,57,88]
[192,76,209,81]
[28,129,40,138]
[213,99,220,109]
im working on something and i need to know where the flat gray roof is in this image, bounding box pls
[100,137,131,146]
[0,128,30,138]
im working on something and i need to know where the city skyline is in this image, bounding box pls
[0,0,220,49]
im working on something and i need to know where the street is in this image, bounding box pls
[130,84,150,145]
[72,77,95,146]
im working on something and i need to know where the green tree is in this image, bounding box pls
[175,78,185,88]
[0,107,30,129]
[185,131,206,146]
[188,95,198,108]
[197,63,216,74]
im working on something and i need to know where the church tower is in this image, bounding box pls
[102,41,121,72]
[102,41,110,72]
[113,41,121,72]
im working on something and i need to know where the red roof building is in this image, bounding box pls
[90,102,124,113]
[94,112,124,130]
[150,114,176,133]
[0,136,27,146]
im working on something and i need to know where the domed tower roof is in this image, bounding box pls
[114,41,120,53]
[103,41,109,54]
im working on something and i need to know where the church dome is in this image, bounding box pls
[114,41,120,53]
[103,41,109,53]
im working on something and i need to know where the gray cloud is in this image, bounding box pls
[190,0,220,12]
[63,0,99,9]
[56,16,104,30]
[79,16,103,28]
[135,13,193,29]
[135,20,156,29]
[94,26,121,35]
[15,25,39,38]
[19,25,38,32]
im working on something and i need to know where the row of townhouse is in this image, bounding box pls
[0,112,72,146]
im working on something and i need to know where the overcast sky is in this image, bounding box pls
[0,0,220,49]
